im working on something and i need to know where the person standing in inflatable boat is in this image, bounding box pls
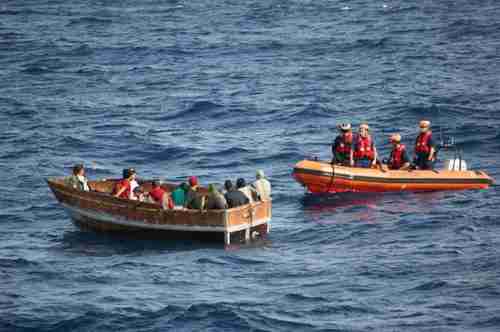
[414,120,436,170]
[387,134,410,170]
[351,123,378,168]
[332,123,354,166]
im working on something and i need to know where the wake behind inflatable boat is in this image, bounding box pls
[292,160,494,194]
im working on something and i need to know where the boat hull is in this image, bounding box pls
[292,160,493,194]
[48,178,271,245]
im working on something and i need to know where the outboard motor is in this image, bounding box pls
[445,159,467,171]
[439,136,467,171]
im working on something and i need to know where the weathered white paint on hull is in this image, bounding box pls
[62,203,269,234]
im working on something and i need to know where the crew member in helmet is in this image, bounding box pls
[414,120,436,170]
[387,134,410,170]
[332,123,354,166]
[351,123,377,168]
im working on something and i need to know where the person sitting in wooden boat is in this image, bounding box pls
[252,170,271,201]
[148,181,174,210]
[171,182,189,209]
[129,169,140,200]
[237,178,258,203]
[332,123,354,166]
[65,164,90,191]
[224,180,249,208]
[414,120,436,170]
[184,176,204,209]
[133,186,147,202]
[206,184,228,210]
[112,168,136,199]
[350,123,378,168]
[387,134,410,170]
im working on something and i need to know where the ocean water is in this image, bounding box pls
[1,0,500,331]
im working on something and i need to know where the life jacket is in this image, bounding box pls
[389,144,406,169]
[415,131,432,154]
[113,179,131,199]
[149,187,174,209]
[353,135,375,160]
[335,132,353,155]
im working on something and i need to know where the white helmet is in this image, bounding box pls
[338,123,352,131]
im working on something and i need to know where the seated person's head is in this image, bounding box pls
[236,178,246,189]
[122,168,136,180]
[152,181,160,188]
[188,176,198,188]
[208,184,218,194]
[224,180,233,191]
[73,164,85,176]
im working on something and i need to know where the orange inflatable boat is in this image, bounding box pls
[292,159,494,194]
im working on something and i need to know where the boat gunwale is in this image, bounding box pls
[293,162,494,185]
[47,177,270,214]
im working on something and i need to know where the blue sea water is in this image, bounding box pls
[1,0,500,330]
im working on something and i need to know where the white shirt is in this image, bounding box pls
[130,179,139,200]
[238,186,255,204]
[77,175,90,191]
[253,178,271,201]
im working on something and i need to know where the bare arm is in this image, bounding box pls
[114,186,126,198]
[372,147,378,166]
[428,147,436,161]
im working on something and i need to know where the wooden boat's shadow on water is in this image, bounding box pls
[58,229,223,256]
[59,228,272,254]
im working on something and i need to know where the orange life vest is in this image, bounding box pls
[415,131,432,154]
[335,132,353,155]
[389,144,406,169]
[354,135,375,160]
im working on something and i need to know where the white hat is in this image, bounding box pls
[419,120,431,128]
[338,123,352,131]
[256,170,265,179]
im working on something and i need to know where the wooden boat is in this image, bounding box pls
[292,159,494,194]
[47,178,271,245]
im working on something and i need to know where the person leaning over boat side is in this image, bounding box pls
[224,180,249,208]
[149,181,174,210]
[351,123,378,168]
[252,170,271,201]
[414,120,436,170]
[65,164,90,191]
[113,168,136,199]
[332,123,354,166]
[206,184,228,210]
[387,134,410,170]
[171,182,189,209]
[184,176,204,209]
[236,178,258,203]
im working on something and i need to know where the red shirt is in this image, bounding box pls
[113,179,131,199]
[149,187,174,209]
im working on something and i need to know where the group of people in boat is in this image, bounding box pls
[65,165,271,210]
[332,120,436,170]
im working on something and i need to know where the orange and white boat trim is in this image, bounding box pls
[292,160,494,194]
